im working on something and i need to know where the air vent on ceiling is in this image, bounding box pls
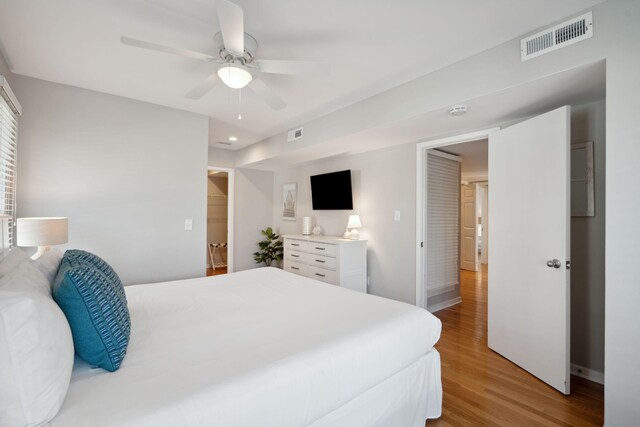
[287,127,303,142]
[216,141,233,146]
[521,12,593,62]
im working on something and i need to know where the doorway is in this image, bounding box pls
[207,167,234,276]
[418,138,489,312]
[415,128,497,311]
[416,109,574,395]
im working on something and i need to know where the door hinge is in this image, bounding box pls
[421,242,424,248]
[566,261,571,270]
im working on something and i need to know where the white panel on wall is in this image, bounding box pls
[425,151,460,297]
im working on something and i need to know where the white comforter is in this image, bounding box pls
[52,267,441,426]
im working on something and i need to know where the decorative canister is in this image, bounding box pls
[302,217,313,235]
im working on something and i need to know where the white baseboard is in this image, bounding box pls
[428,297,462,314]
[427,283,458,298]
[571,363,604,385]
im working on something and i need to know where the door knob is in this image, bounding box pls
[546,259,562,269]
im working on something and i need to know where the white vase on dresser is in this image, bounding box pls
[283,235,367,293]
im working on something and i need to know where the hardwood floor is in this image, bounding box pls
[429,265,603,426]
[206,267,227,276]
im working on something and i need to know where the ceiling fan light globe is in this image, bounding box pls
[217,64,252,89]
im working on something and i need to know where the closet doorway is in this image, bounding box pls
[207,167,234,276]
[417,138,489,312]
[415,128,495,312]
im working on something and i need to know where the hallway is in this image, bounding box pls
[430,266,604,426]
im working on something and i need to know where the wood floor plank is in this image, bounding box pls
[428,266,603,426]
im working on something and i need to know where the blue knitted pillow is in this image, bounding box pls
[53,251,130,372]
[64,249,120,281]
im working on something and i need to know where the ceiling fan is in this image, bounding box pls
[121,0,329,110]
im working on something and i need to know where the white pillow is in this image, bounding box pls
[1,257,52,297]
[31,248,64,287]
[0,266,74,426]
[0,247,30,278]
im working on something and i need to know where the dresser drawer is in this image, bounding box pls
[307,242,337,257]
[285,261,308,276]
[307,254,337,270]
[285,250,307,263]
[308,266,338,285]
[285,239,309,252]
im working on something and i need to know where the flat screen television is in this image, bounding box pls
[310,170,353,210]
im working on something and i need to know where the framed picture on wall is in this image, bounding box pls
[282,183,297,221]
[571,141,595,217]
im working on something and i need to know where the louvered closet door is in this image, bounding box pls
[0,95,18,249]
[425,151,461,304]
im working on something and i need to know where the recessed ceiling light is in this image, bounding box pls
[228,136,238,142]
[237,114,242,120]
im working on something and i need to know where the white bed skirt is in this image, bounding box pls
[310,349,442,427]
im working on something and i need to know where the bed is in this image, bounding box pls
[49,267,442,426]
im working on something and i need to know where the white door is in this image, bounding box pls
[488,106,570,394]
[460,184,479,271]
[480,184,489,265]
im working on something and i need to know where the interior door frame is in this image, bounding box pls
[415,127,499,310]
[208,166,235,273]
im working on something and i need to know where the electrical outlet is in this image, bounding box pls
[184,219,193,231]
[394,210,401,221]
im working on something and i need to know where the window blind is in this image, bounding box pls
[0,92,18,248]
[425,151,460,297]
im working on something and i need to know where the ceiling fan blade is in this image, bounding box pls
[216,0,244,57]
[185,72,220,99]
[248,78,286,110]
[121,37,216,62]
[255,60,330,76]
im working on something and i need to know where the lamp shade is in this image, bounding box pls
[217,64,253,89]
[17,217,68,247]
[347,215,362,229]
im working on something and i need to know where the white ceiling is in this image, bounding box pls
[0,0,604,150]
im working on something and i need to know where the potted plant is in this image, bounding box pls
[253,227,284,267]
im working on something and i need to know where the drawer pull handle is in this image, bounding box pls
[315,273,326,277]
[291,266,299,270]
[291,254,299,258]
[315,259,325,263]
[291,243,300,246]
[315,247,325,251]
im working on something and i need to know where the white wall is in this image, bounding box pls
[273,143,416,304]
[234,168,274,271]
[570,100,605,377]
[208,146,236,168]
[599,3,640,422]
[13,75,209,285]
[0,49,12,82]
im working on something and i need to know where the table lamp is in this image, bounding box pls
[346,215,362,240]
[17,217,68,260]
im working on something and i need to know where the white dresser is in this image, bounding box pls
[283,235,367,293]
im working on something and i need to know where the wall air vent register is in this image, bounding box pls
[521,12,593,61]
[287,127,303,142]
